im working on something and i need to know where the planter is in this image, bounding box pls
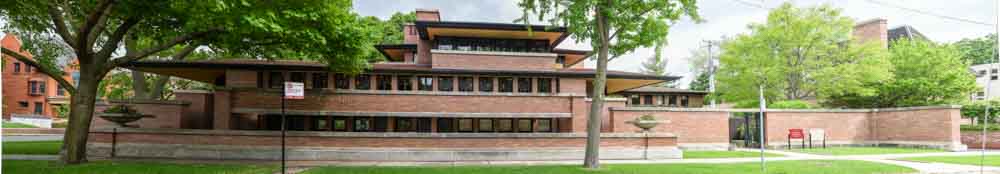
[625,115,670,132]
[97,113,154,128]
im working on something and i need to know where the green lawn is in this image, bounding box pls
[2,160,277,174]
[2,122,38,128]
[3,141,62,155]
[683,150,783,159]
[302,160,915,174]
[899,155,1000,166]
[790,147,944,156]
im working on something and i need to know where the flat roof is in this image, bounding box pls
[414,21,570,49]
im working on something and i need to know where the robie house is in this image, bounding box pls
[85,10,967,161]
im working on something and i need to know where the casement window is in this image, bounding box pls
[39,83,46,94]
[681,96,690,107]
[496,119,513,132]
[517,119,533,132]
[353,118,371,132]
[33,102,43,115]
[333,74,350,89]
[458,77,474,92]
[354,74,371,90]
[290,72,305,83]
[18,101,28,108]
[668,95,678,106]
[395,118,415,132]
[312,73,328,89]
[257,72,265,88]
[269,72,284,89]
[416,118,432,132]
[28,81,39,95]
[536,119,553,132]
[517,78,533,93]
[333,118,347,131]
[537,78,552,93]
[437,118,455,132]
[57,85,65,96]
[397,75,413,91]
[376,75,393,90]
[417,76,434,91]
[457,118,474,132]
[498,77,514,92]
[478,77,494,92]
[374,117,388,132]
[313,117,330,131]
[629,95,640,105]
[438,76,454,91]
[13,63,20,72]
[643,95,653,105]
[433,37,550,53]
[478,119,494,132]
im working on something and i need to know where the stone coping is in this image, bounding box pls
[431,49,558,58]
[90,128,677,138]
[96,99,191,106]
[172,89,214,94]
[232,108,572,118]
[610,105,961,113]
[243,88,587,97]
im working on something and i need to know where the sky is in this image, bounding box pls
[353,0,999,88]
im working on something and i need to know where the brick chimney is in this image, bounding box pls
[853,18,888,48]
[415,8,440,22]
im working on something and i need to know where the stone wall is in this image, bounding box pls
[87,128,680,161]
[962,131,1000,149]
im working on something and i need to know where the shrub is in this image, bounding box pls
[961,100,1000,124]
[768,100,815,109]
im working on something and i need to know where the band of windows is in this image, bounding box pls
[259,71,559,94]
[262,116,557,133]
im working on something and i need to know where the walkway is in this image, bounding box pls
[3,135,63,142]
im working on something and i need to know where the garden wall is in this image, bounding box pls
[86,128,680,161]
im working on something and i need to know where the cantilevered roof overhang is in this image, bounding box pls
[414,21,570,49]
[123,60,678,93]
[375,44,417,61]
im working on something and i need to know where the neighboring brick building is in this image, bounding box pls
[2,34,77,119]
[120,9,675,133]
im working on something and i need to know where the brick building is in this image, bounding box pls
[2,34,77,119]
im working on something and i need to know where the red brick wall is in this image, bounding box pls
[611,111,729,144]
[87,130,677,148]
[231,90,573,114]
[874,108,961,142]
[432,51,557,71]
[962,131,1000,149]
[2,34,76,119]
[853,18,888,48]
[765,111,872,145]
[175,91,214,129]
[571,99,625,133]
[225,70,257,88]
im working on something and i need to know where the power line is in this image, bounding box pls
[864,0,994,26]
[730,0,771,10]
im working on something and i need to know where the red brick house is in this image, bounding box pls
[2,34,77,119]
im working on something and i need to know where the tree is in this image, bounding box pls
[715,3,891,106]
[689,72,710,91]
[639,43,675,87]
[517,0,700,168]
[962,99,1000,125]
[1,0,378,164]
[954,33,997,65]
[824,39,976,108]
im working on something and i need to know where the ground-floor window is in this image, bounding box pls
[258,116,560,133]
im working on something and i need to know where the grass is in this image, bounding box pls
[301,160,915,174]
[3,141,62,155]
[790,147,944,156]
[899,155,1000,166]
[3,122,38,128]
[2,160,276,174]
[683,150,783,159]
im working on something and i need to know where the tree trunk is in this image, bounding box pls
[584,2,610,169]
[60,68,101,164]
[131,70,149,99]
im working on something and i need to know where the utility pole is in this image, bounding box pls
[702,40,721,108]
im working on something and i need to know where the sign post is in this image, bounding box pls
[281,82,303,174]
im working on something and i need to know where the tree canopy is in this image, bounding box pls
[954,33,997,65]
[639,43,675,87]
[715,2,891,106]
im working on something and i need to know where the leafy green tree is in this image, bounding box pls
[0,0,378,164]
[962,99,1000,125]
[516,0,700,168]
[954,33,997,65]
[689,72,710,91]
[716,3,891,106]
[369,12,416,44]
[824,39,976,108]
[639,43,675,87]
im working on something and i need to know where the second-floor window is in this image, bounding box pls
[13,63,20,72]
[537,78,552,93]
[312,73,328,89]
[458,77,474,92]
[418,76,433,91]
[28,81,39,95]
[376,75,392,90]
[517,78,532,93]
[434,37,550,53]
[498,77,514,92]
[57,85,65,96]
[334,74,350,89]
[397,75,413,91]
[438,76,454,91]
[479,77,494,92]
[269,72,283,89]
[355,74,371,90]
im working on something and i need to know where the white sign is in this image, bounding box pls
[284,82,304,99]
